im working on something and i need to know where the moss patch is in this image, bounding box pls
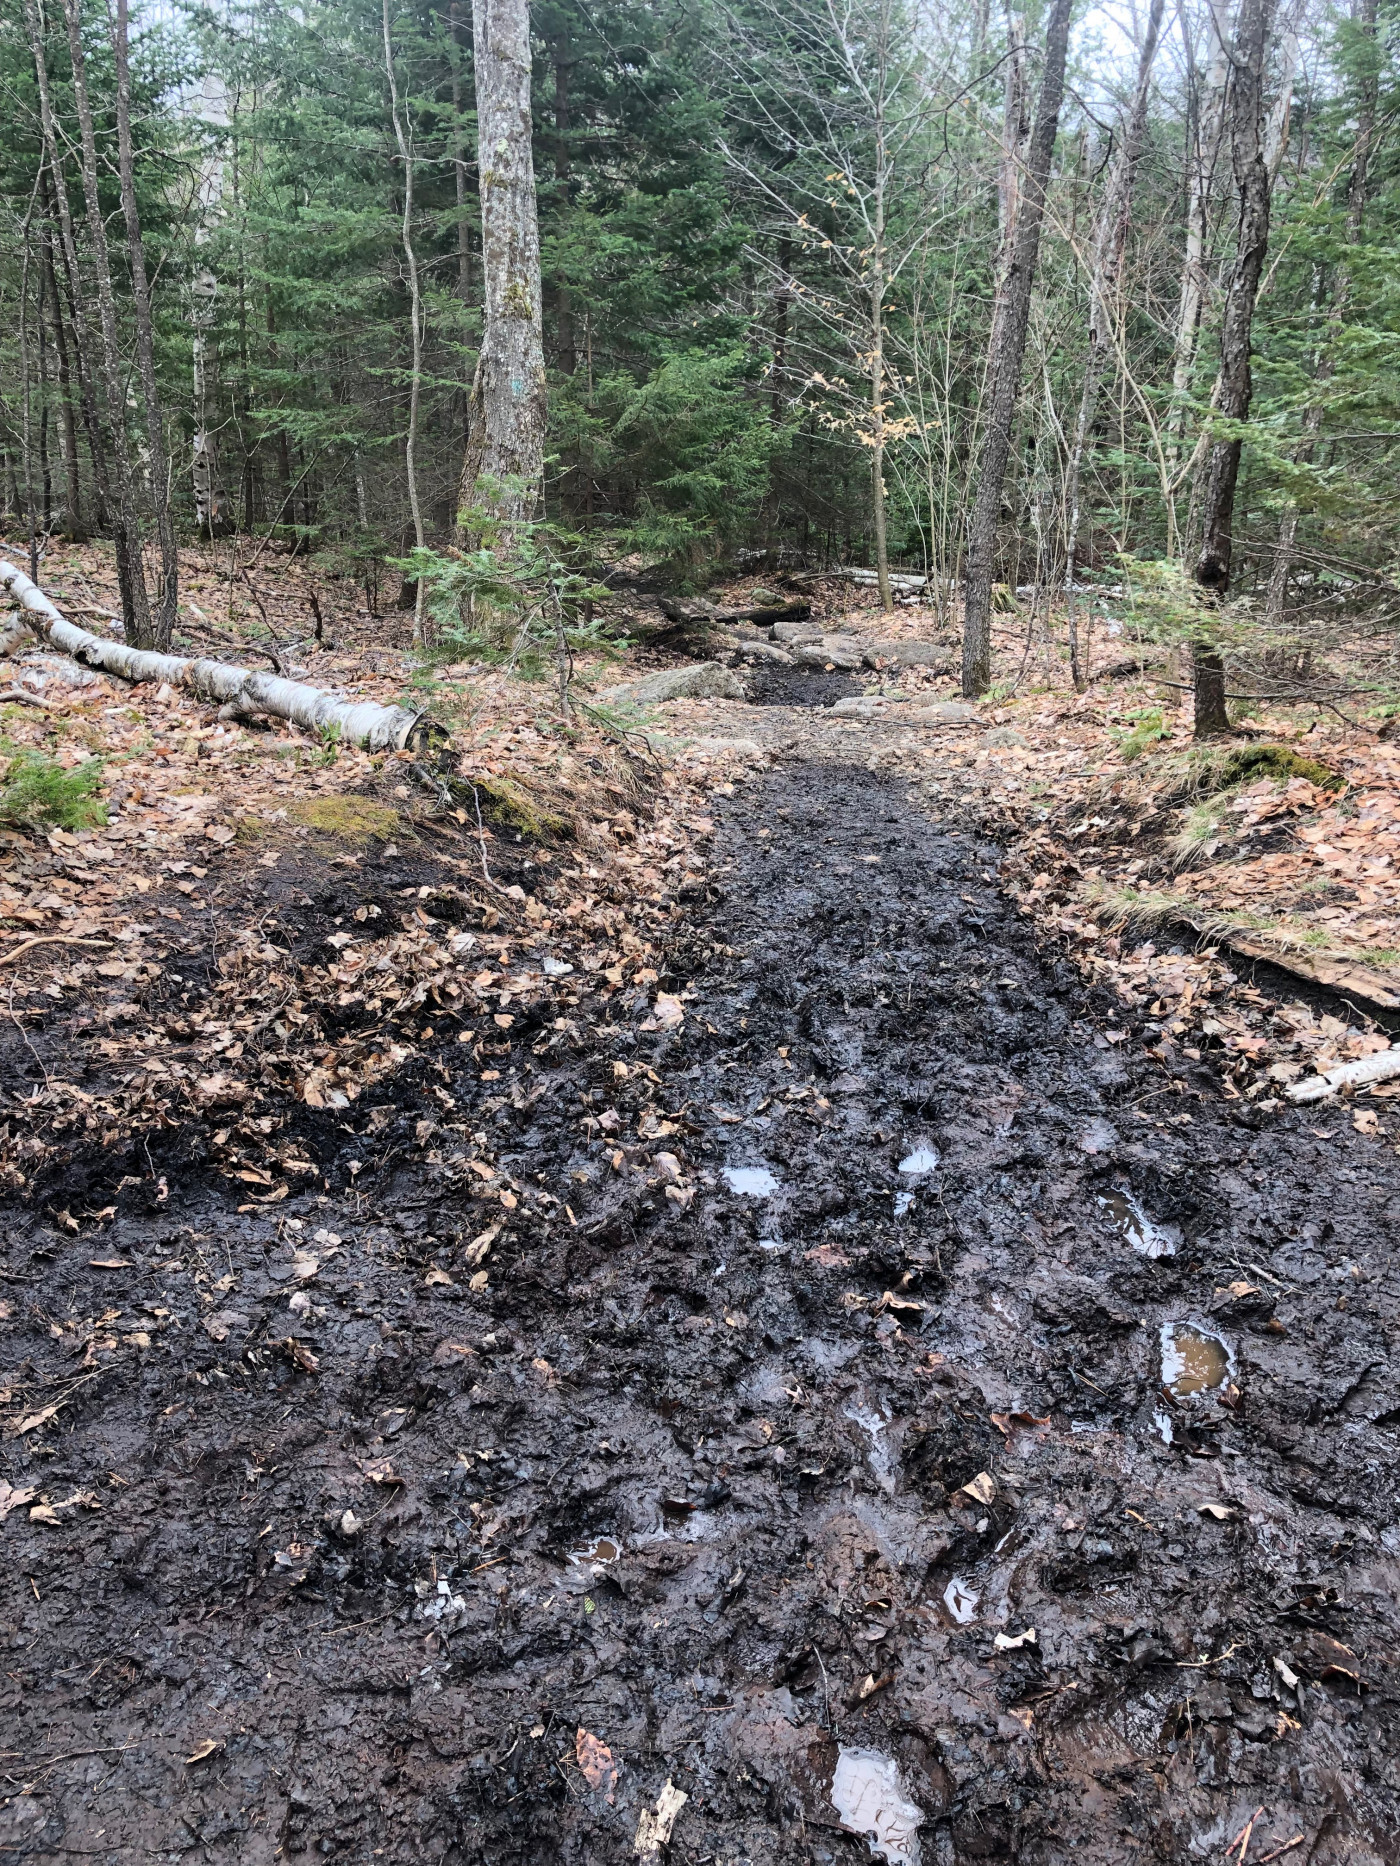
[1220,745,1343,791]
[470,775,573,841]
[288,794,401,843]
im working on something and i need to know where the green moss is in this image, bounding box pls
[0,751,106,832]
[471,775,572,841]
[288,794,401,843]
[1220,744,1342,790]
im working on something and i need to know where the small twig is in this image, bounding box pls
[1224,1807,1266,1863]
[1255,1837,1304,1864]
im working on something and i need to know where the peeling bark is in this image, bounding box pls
[0,561,436,753]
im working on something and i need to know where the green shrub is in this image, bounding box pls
[0,751,107,832]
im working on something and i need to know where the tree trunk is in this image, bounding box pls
[1063,0,1165,689]
[41,228,82,536]
[870,162,892,613]
[553,37,576,377]
[383,0,428,647]
[112,0,179,649]
[24,2,110,537]
[449,3,475,311]
[961,0,1073,698]
[1166,0,1233,471]
[457,0,548,541]
[192,73,230,540]
[57,0,155,648]
[1191,0,1278,736]
[1264,0,1378,631]
[0,559,436,751]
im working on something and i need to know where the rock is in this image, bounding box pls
[736,641,796,666]
[597,662,748,706]
[793,637,863,671]
[983,726,1027,747]
[828,696,980,726]
[772,622,823,643]
[861,640,949,669]
[908,701,980,725]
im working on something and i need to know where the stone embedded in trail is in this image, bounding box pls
[597,661,747,706]
[734,640,796,666]
[861,640,949,669]
[983,726,1028,747]
[772,621,823,643]
[791,636,864,670]
[829,696,980,726]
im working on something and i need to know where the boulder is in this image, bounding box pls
[792,637,863,671]
[597,662,748,707]
[772,622,823,643]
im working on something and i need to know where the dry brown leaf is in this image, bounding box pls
[575,1727,619,1799]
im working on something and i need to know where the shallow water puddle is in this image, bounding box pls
[942,1576,979,1624]
[898,1146,940,1176]
[844,1400,896,1494]
[1160,1323,1231,1396]
[1098,1187,1180,1258]
[566,1537,621,1569]
[722,1165,780,1197]
[829,1746,924,1866]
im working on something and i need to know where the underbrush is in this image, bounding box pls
[0,750,107,832]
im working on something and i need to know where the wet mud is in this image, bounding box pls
[3,758,1400,1864]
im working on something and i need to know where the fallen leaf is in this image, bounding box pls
[634,1780,688,1860]
[0,1480,37,1522]
[1198,1503,1235,1520]
[954,1471,997,1507]
[15,1404,58,1435]
[29,1502,63,1525]
[576,1727,619,1799]
[424,1267,455,1287]
[1353,1108,1381,1135]
[642,993,684,1032]
[88,1258,130,1270]
[1273,1655,1300,1690]
[290,1251,319,1280]
[431,1340,475,1366]
[339,1510,362,1536]
[185,1738,223,1763]
[993,1628,1038,1650]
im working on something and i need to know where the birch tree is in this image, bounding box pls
[112,0,179,649]
[457,0,547,540]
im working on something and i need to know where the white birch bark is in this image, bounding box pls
[0,561,432,752]
[458,0,548,539]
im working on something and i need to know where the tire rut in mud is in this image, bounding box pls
[2,758,1398,1865]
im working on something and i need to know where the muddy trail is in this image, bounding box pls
[3,755,1400,1865]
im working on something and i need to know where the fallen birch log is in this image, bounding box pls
[0,559,437,753]
[1286,1046,1400,1103]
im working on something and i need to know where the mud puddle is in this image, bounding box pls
[2,757,1399,1864]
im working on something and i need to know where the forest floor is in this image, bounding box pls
[1,544,1398,1865]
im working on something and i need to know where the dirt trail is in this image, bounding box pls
[2,735,1399,1865]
